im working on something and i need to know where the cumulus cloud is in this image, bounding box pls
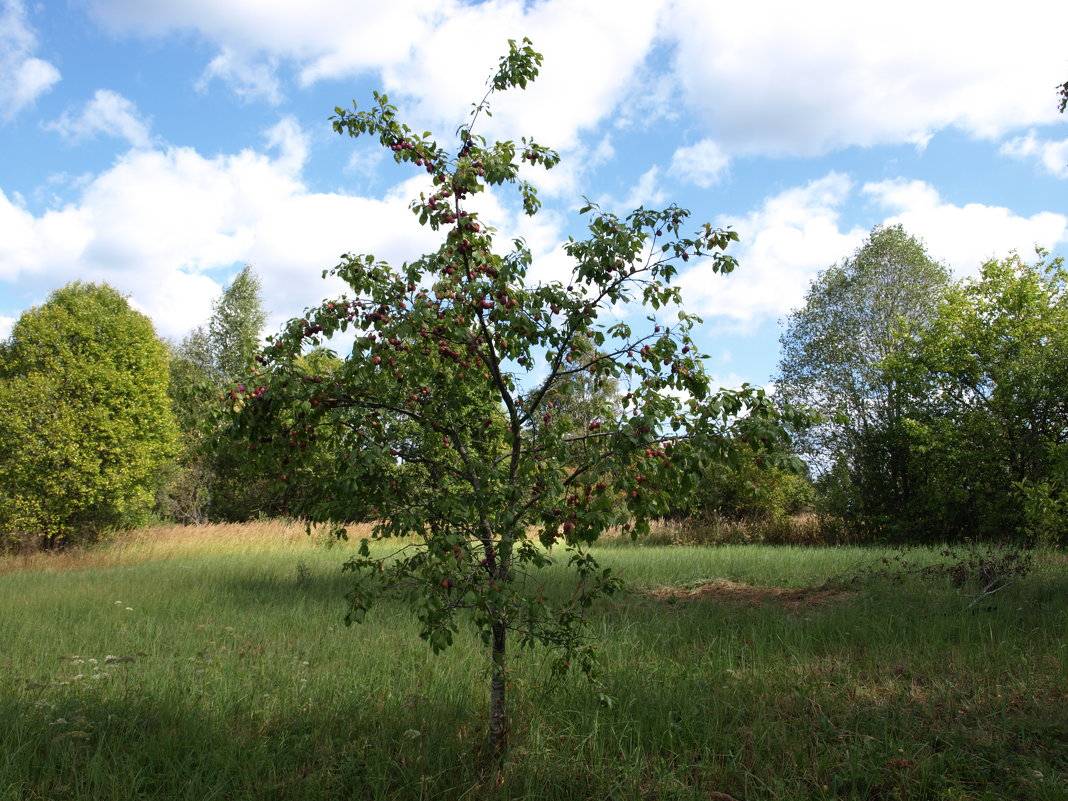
[1000,132,1068,179]
[863,178,1068,273]
[46,89,153,148]
[677,172,865,326]
[672,172,1068,332]
[669,139,729,188]
[663,0,1068,156]
[379,0,669,149]
[78,0,1068,163]
[262,115,309,174]
[518,133,617,202]
[0,121,444,340]
[0,0,60,120]
[83,0,667,151]
[197,47,282,104]
[609,166,667,214]
[0,314,14,340]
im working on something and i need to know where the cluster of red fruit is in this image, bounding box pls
[226,384,266,400]
[388,138,439,175]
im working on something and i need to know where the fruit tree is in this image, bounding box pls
[236,39,800,757]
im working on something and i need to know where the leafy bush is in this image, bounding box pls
[0,283,178,549]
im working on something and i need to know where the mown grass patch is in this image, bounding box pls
[1,525,1065,800]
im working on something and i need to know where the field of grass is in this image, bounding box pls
[1,522,1066,800]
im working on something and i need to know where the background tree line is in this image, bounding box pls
[777,225,1068,545]
[2,237,1065,550]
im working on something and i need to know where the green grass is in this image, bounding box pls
[1,523,1066,800]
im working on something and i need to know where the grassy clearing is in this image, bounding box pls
[1,524,1066,800]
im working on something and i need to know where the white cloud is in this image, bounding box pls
[664,0,1068,156]
[0,314,14,340]
[518,133,617,203]
[588,164,670,218]
[863,178,1068,273]
[46,89,153,148]
[618,166,667,213]
[379,0,669,150]
[262,115,309,174]
[0,122,444,340]
[197,47,282,104]
[677,172,865,326]
[669,139,729,188]
[83,0,667,151]
[77,0,1068,161]
[1000,132,1068,179]
[0,0,60,120]
[673,172,1068,331]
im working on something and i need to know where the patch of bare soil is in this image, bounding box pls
[645,579,855,611]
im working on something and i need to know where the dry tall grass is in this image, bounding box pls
[601,514,856,547]
[1,513,854,576]
[0,519,375,574]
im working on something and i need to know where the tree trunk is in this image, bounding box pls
[488,618,508,757]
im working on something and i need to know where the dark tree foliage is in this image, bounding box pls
[162,266,283,523]
[896,252,1068,541]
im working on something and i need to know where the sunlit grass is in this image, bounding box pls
[1,524,1065,800]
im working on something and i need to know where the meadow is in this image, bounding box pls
[1,522,1066,800]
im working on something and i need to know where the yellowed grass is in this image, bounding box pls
[0,520,377,574]
[643,578,855,610]
[598,514,849,546]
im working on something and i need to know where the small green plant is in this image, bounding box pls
[924,539,1034,608]
[295,558,310,587]
[1016,442,1068,548]
[845,538,1035,610]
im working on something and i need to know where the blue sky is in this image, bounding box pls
[2,0,1066,389]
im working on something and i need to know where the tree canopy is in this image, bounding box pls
[163,265,277,523]
[0,282,178,548]
[897,251,1068,541]
[776,224,950,531]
